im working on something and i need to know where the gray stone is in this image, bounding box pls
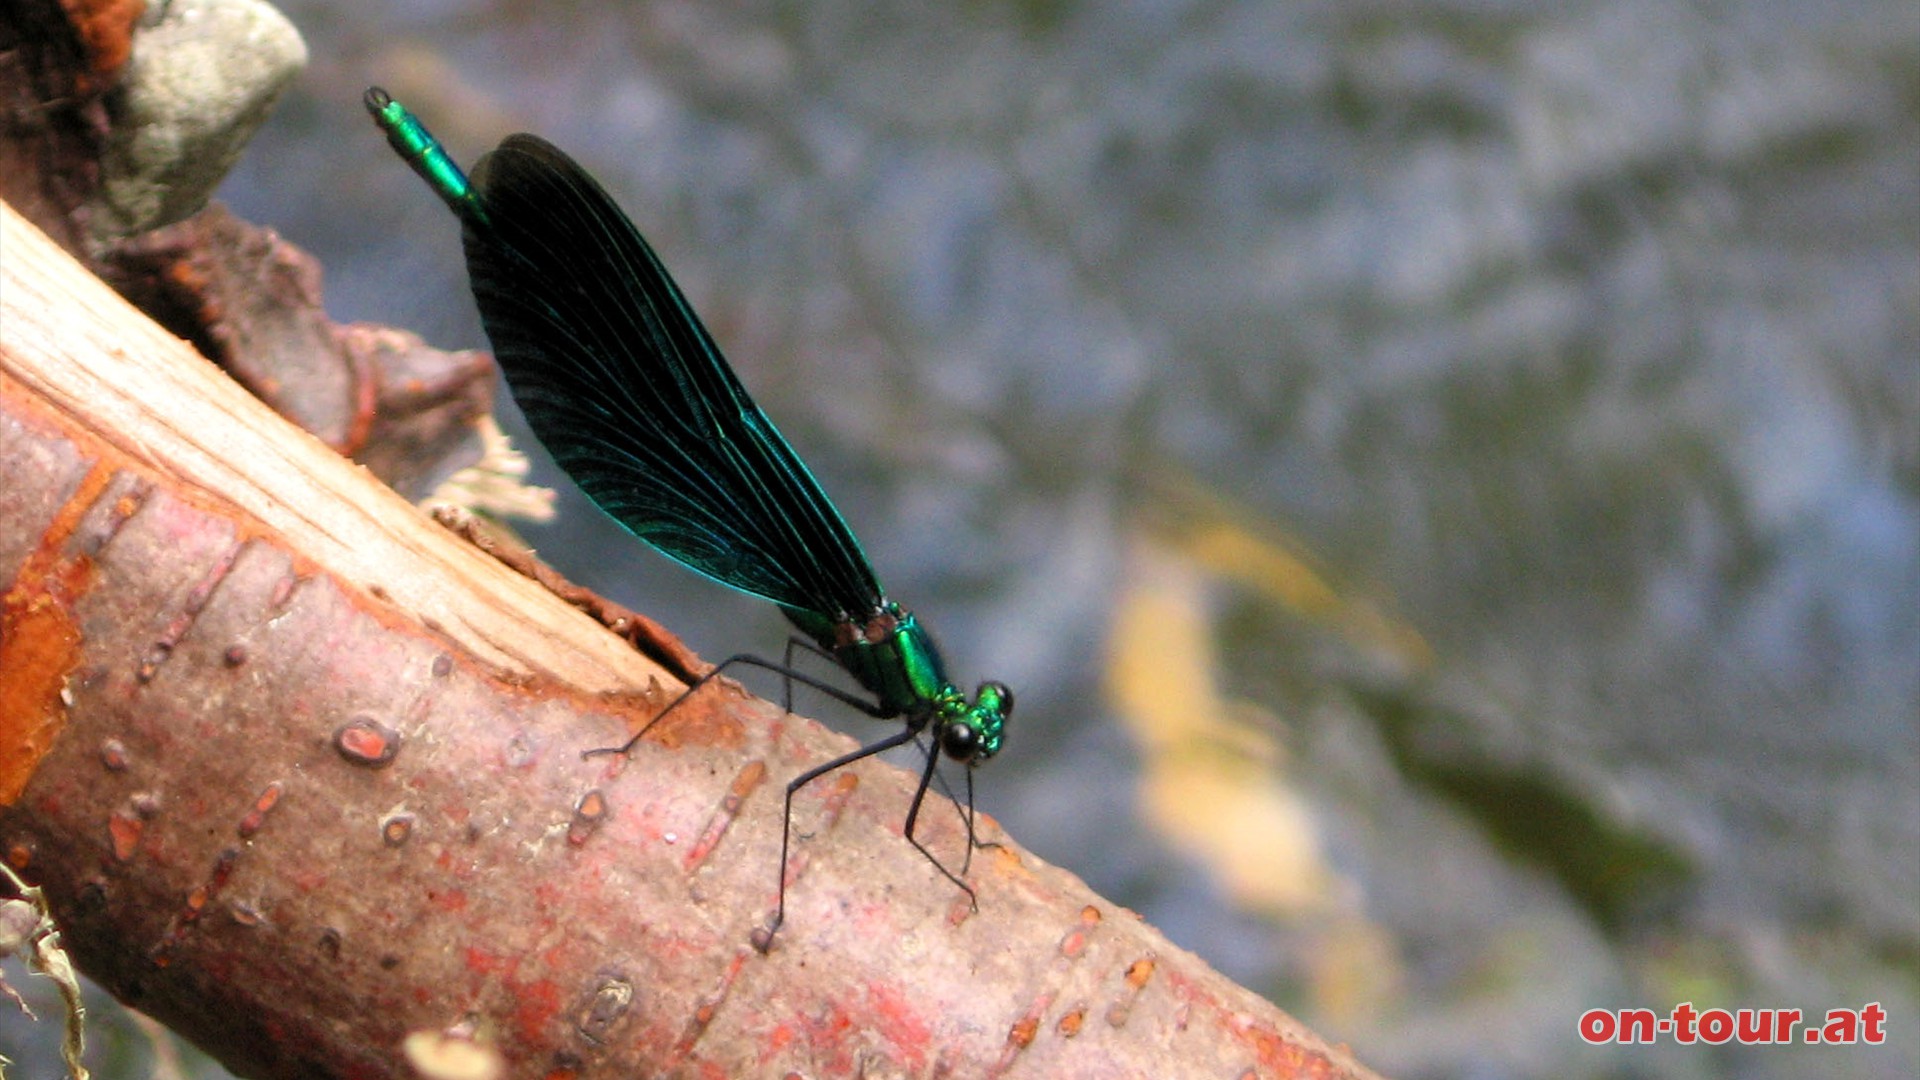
[93,0,307,245]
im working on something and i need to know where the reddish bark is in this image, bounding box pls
[0,200,1383,1078]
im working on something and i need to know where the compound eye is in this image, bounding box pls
[980,680,1014,718]
[940,722,980,762]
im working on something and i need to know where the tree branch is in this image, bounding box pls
[0,199,1380,1079]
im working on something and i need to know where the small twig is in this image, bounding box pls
[0,863,88,1080]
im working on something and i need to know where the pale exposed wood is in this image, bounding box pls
[0,200,664,694]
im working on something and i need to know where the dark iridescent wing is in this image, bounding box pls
[460,134,883,618]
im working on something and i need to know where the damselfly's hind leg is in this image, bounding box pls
[583,651,893,760]
[753,723,921,952]
[900,736,980,911]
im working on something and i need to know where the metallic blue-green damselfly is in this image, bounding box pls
[365,88,1012,944]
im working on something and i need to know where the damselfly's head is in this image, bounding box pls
[939,681,1012,764]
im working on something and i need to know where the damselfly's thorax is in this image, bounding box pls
[783,602,1009,763]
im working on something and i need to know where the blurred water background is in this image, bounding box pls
[5,0,1915,1077]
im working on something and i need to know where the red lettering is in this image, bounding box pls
[1737,1008,1779,1044]
[1697,1008,1734,1044]
[1574,1001,1873,1047]
[1617,1008,1658,1044]
[1862,1002,1886,1044]
[1671,1002,1698,1043]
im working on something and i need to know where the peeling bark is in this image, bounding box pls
[0,200,1383,1078]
